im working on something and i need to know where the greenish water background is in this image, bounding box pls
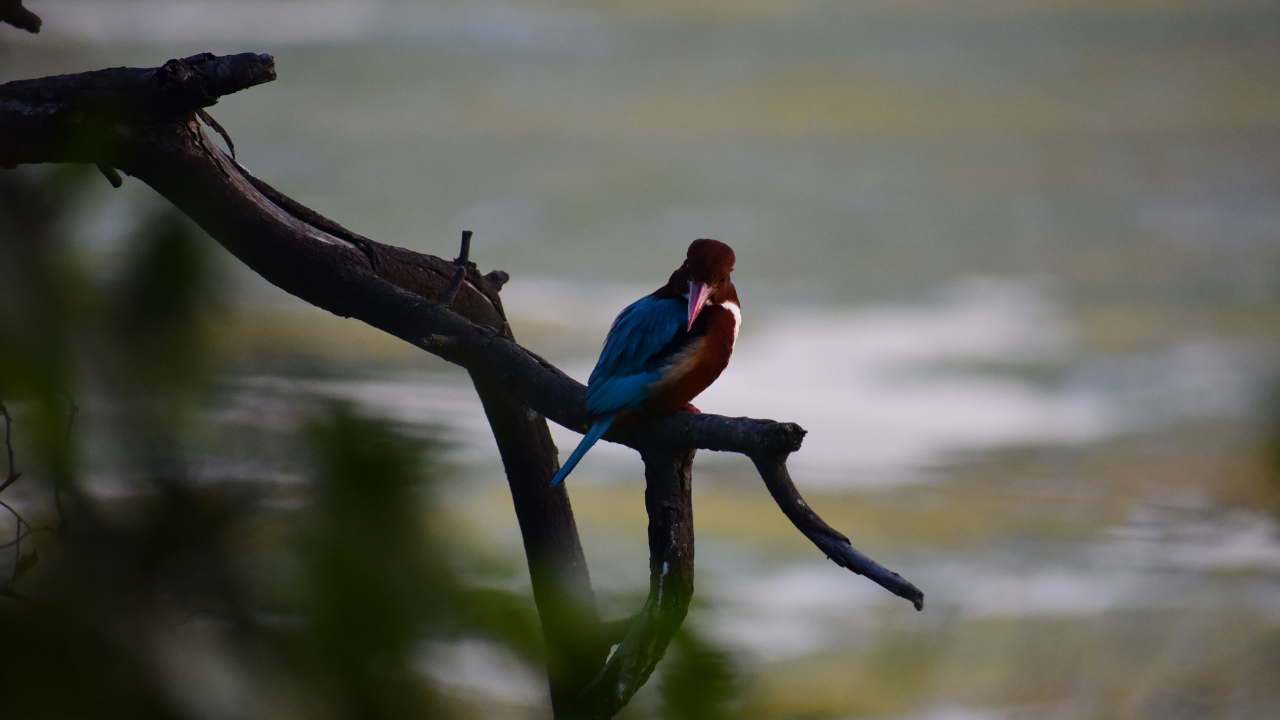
[4,1,1280,717]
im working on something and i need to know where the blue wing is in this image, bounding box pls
[553,295,683,485]
[584,295,684,416]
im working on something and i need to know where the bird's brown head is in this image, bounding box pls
[684,238,736,286]
[678,239,736,330]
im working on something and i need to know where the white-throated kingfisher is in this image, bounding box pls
[551,239,740,485]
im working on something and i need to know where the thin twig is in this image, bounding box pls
[750,454,923,610]
[456,230,473,265]
[0,403,28,581]
[196,109,236,159]
[0,401,20,494]
[437,266,466,307]
[0,499,27,529]
[0,528,33,551]
[0,498,27,577]
[437,231,477,307]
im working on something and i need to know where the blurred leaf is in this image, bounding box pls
[14,549,37,579]
[459,587,544,663]
[292,406,455,719]
[661,628,739,720]
[0,169,90,482]
[111,208,221,397]
[0,170,540,720]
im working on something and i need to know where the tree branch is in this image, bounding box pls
[0,0,40,33]
[751,454,923,609]
[0,527,33,551]
[4,53,607,716]
[0,400,20,494]
[575,446,696,717]
[0,53,924,717]
[0,53,275,170]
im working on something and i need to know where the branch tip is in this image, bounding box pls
[0,0,41,33]
[153,52,277,111]
[96,164,124,188]
[457,230,473,265]
[751,454,924,609]
[485,269,510,290]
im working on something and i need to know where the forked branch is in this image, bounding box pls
[0,52,923,718]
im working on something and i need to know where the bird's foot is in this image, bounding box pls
[682,403,701,413]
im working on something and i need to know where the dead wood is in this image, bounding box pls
[0,52,923,718]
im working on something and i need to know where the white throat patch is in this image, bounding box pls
[721,301,741,346]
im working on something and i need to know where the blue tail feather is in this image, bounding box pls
[550,413,619,486]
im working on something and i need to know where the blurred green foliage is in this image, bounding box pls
[0,168,743,719]
[660,629,740,720]
[0,168,534,719]
[112,209,221,397]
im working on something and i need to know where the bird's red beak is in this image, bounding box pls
[687,280,713,331]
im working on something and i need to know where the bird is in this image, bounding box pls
[551,238,740,486]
